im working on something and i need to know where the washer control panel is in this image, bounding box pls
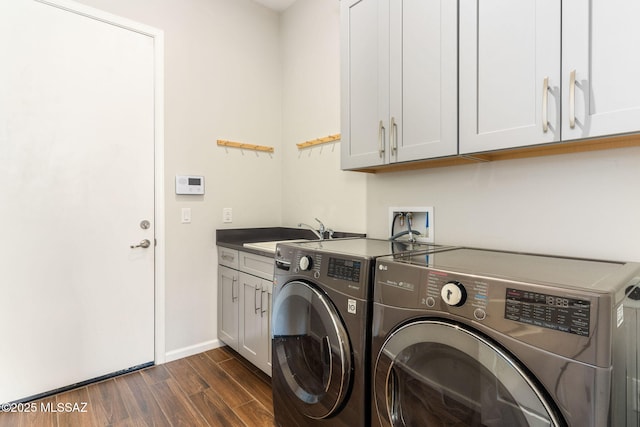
[424,270,489,321]
[374,256,603,364]
[505,288,591,336]
[440,281,467,307]
[299,255,313,271]
[375,258,596,337]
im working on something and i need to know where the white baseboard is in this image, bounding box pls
[163,339,223,363]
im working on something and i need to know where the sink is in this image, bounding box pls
[243,239,310,254]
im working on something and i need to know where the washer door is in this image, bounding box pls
[374,320,564,427]
[272,280,352,419]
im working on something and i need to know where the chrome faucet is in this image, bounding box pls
[298,218,327,240]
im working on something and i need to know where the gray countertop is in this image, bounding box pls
[216,227,365,257]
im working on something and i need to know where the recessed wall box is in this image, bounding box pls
[175,175,204,195]
[388,206,434,244]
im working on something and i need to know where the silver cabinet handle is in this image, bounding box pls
[542,77,549,133]
[569,70,576,129]
[260,287,267,317]
[378,120,386,158]
[254,285,261,313]
[221,254,235,262]
[390,116,397,156]
[231,277,238,302]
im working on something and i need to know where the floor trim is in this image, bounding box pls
[164,339,223,363]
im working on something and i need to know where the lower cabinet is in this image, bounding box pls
[217,247,273,376]
[239,272,272,375]
[218,265,239,350]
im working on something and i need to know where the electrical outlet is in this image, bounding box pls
[389,206,434,243]
[223,207,233,223]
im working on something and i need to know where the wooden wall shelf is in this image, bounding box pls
[296,133,341,149]
[352,133,640,173]
[217,139,274,153]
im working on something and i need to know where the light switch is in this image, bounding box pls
[181,208,191,224]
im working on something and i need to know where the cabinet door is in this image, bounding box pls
[390,0,457,162]
[459,0,560,154]
[563,0,640,140]
[262,280,273,376]
[341,0,389,169]
[218,266,239,351]
[239,272,268,367]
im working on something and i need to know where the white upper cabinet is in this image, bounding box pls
[344,0,640,168]
[341,0,457,169]
[562,0,640,141]
[390,0,458,163]
[341,0,386,168]
[461,0,640,155]
[459,0,561,154]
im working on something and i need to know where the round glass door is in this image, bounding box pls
[272,280,352,419]
[374,320,564,427]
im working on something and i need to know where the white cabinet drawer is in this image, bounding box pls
[239,252,274,281]
[218,247,239,269]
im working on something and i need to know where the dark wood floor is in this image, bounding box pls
[0,346,275,427]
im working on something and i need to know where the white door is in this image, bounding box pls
[459,0,561,154]
[390,0,458,162]
[563,0,640,140]
[0,0,157,403]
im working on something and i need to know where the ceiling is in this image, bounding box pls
[252,0,297,12]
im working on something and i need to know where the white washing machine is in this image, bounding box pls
[372,248,640,426]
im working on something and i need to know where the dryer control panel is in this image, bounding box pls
[274,243,372,300]
[327,257,362,283]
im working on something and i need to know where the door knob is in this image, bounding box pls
[130,239,151,249]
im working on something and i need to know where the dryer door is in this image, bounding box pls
[374,320,564,427]
[272,280,352,419]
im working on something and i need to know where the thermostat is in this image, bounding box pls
[175,175,204,195]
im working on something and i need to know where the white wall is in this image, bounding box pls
[280,0,367,233]
[366,148,640,262]
[76,0,284,357]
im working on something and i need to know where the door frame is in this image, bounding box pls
[37,0,166,364]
